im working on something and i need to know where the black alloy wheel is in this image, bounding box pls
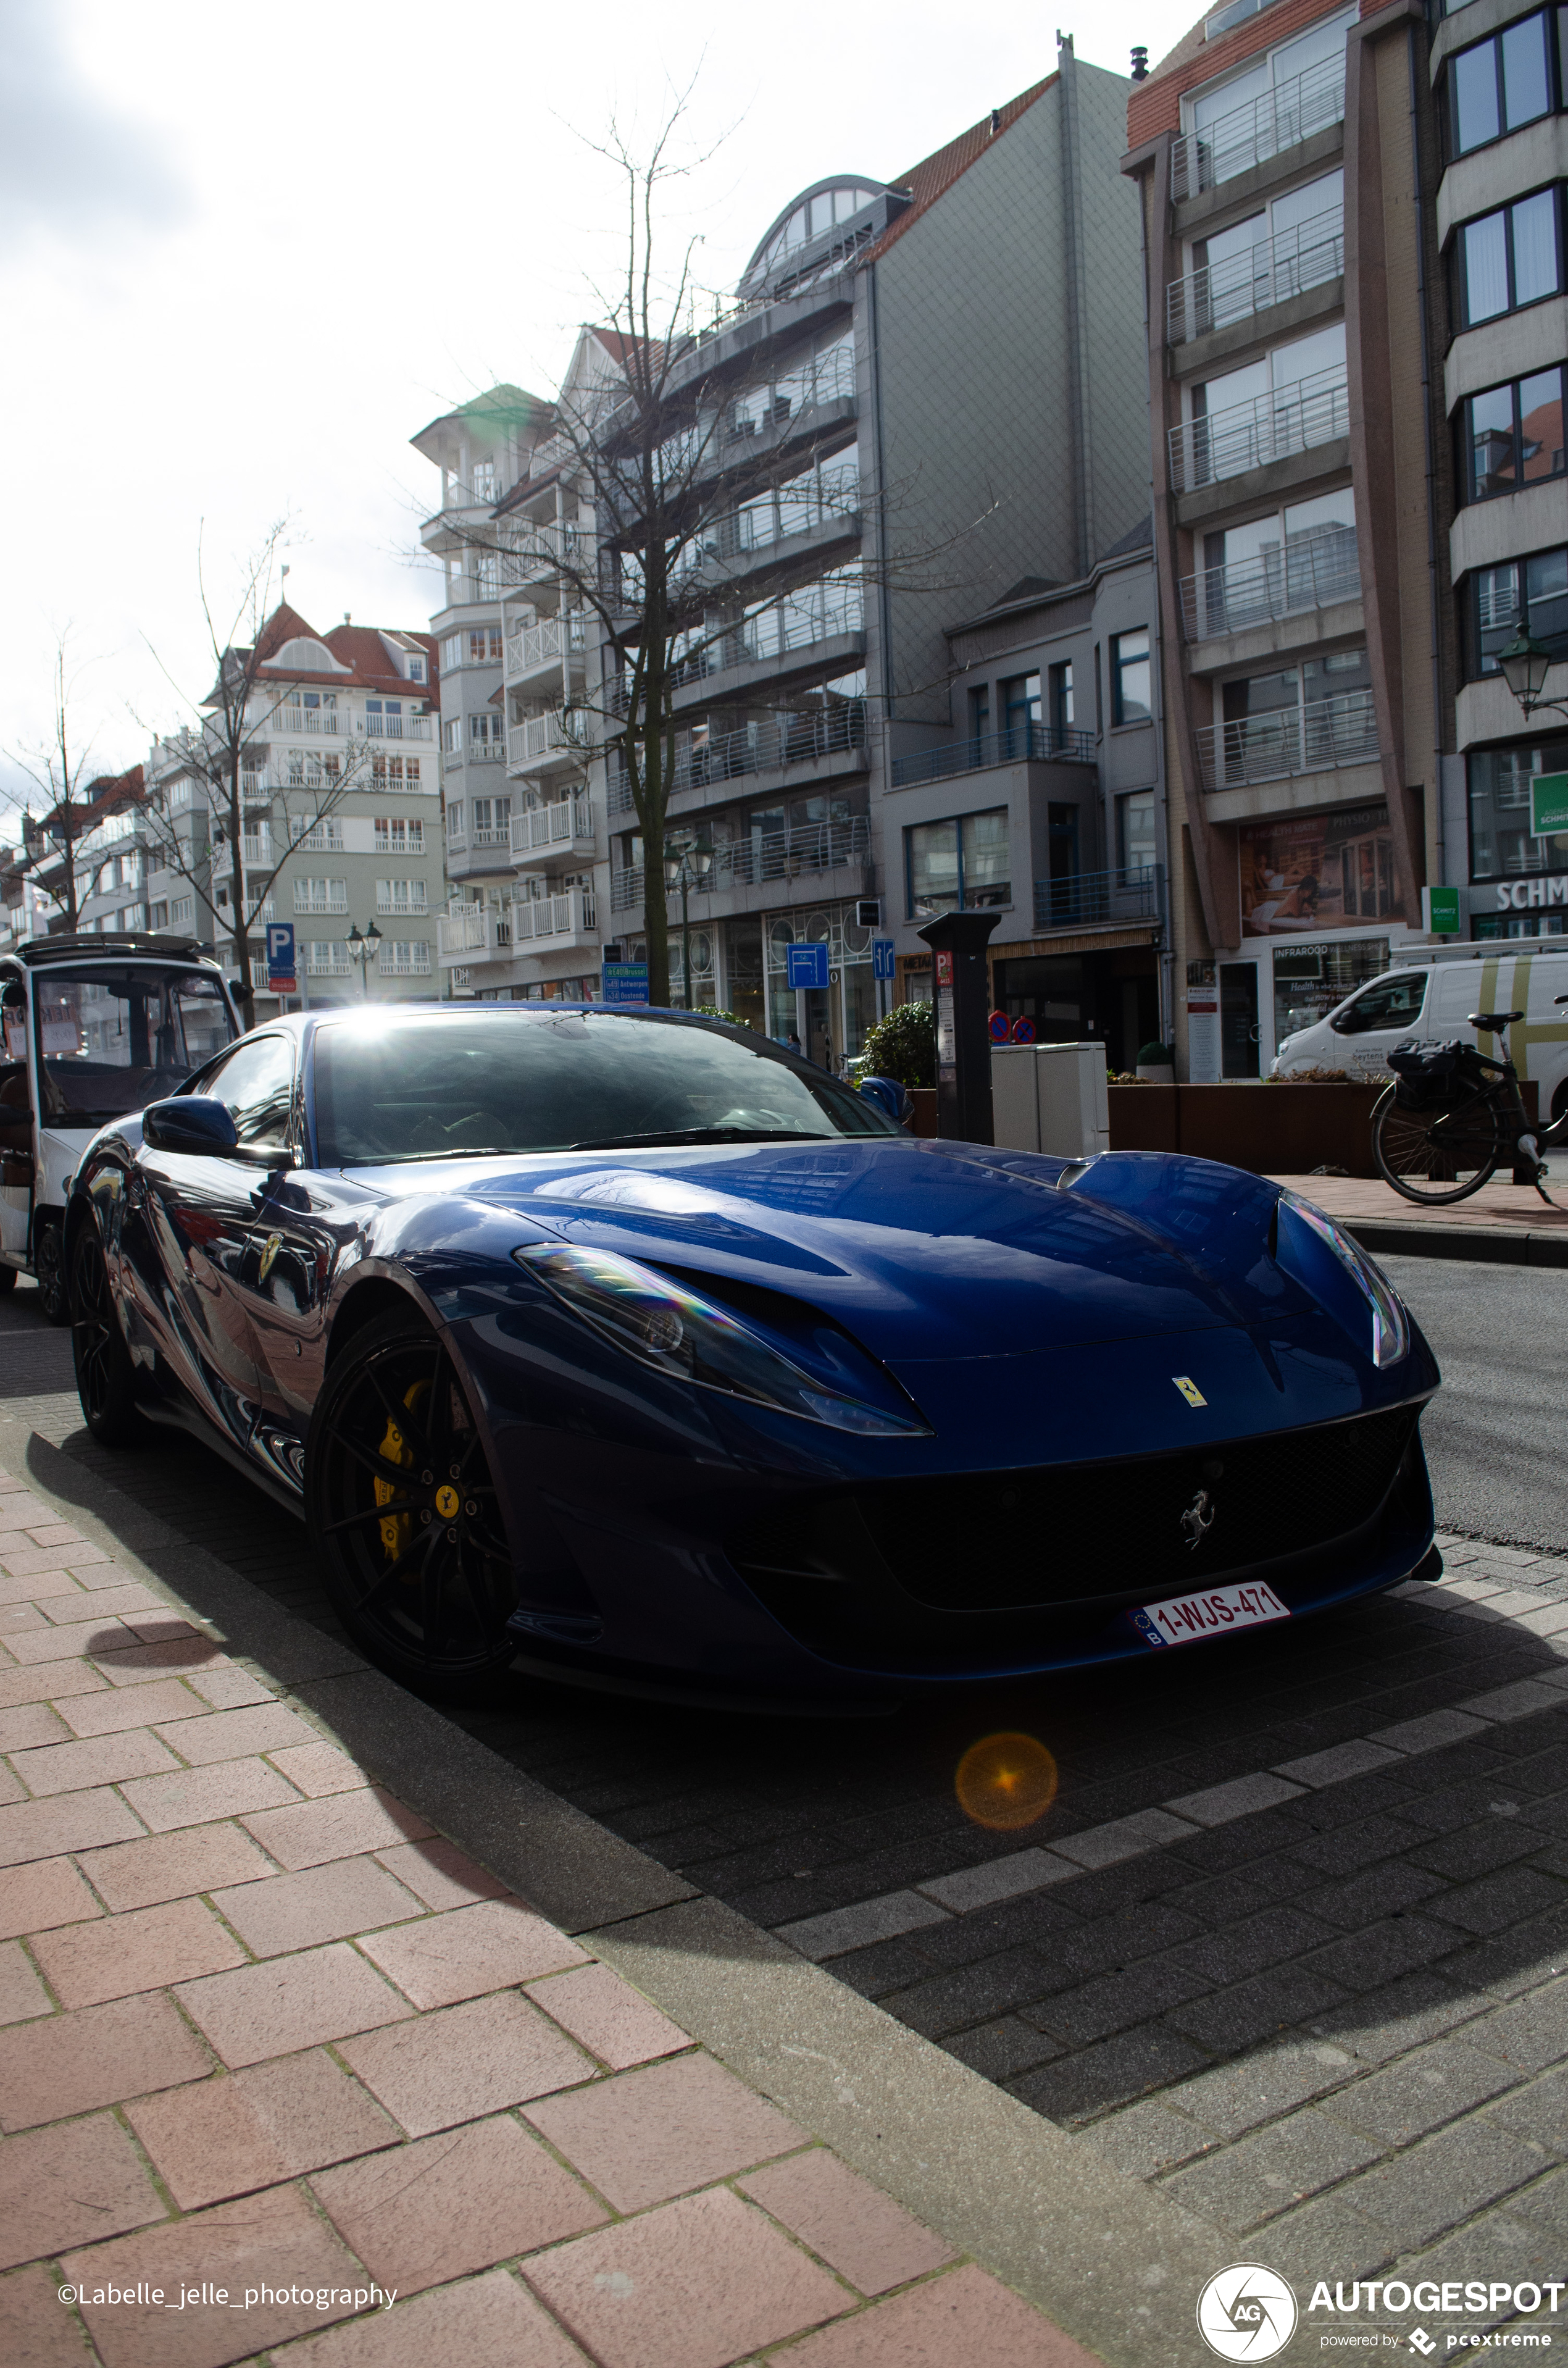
[305,1310,518,1692]
[35,1221,72,1326]
[70,1226,146,1445]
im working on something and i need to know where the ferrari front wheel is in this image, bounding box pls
[305,1311,519,1693]
[71,1227,146,1446]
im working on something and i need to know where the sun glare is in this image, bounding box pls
[954,1732,1058,1831]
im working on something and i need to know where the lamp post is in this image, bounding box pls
[662,842,714,1011]
[1498,631,1568,724]
[346,920,382,1001]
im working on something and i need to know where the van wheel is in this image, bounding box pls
[35,1222,72,1326]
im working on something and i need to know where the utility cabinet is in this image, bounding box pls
[991,1043,1110,1158]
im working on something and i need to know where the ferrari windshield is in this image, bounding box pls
[313,1010,899,1163]
[35,965,236,1124]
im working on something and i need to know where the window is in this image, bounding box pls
[470,797,511,842]
[378,940,433,975]
[407,655,426,683]
[968,684,991,740]
[1328,972,1430,1035]
[304,942,352,977]
[446,801,465,838]
[294,879,348,914]
[1117,791,1157,881]
[1111,630,1153,725]
[1456,186,1564,325]
[999,673,1040,756]
[375,818,424,854]
[469,712,504,754]
[468,627,503,664]
[443,718,462,754]
[1049,661,1074,736]
[405,758,422,788]
[1460,366,1566,502]
[440,632,461,672]
[376,881,428,914]
[906,808,1011,915]
[150,902,169,929]
[1467,734,1568,877]
[1448,12,1555,156]
[172,897,193,926]
[1469,545,1568,675]
[203,1033,296,1148]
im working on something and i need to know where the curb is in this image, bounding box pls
[1343,1217,1568,1266]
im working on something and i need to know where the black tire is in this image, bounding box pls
[34,1220,72,1325]
[71,1226,148,1446]
[0,1263,15,1294]
[305,1310,518,1692]
[1372,1083,1501,1205]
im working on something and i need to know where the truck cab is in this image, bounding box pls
[1,935,241,1320]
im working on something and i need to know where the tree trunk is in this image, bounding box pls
[227,753,254,1027]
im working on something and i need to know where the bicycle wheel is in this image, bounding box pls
[1372,1084,1501,1204]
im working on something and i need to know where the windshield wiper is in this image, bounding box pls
[338,1147,509,1166]
[565,1126,835,1150]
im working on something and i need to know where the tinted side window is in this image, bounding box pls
[1330,973,1428,1033]
[202,1035,296,1147]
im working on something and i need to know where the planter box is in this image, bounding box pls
[910,1087,939,1138]
[1108,1082,1385,1176]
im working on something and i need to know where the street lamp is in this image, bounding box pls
[1498,630,1568,722]
[346,920,382,1000]
[662,842,714,1011]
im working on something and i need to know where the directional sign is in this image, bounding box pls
[266,923,296,992]
[786,941,831,992]
[601,963,649,1006]
[872,937,896,981]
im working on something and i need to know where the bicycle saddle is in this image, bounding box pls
[1470,1010,1524,1031]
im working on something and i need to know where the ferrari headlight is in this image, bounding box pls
[514,1243,928,1435]
[1279,1191,1409,1368]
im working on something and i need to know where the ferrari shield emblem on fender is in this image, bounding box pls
[1172,1375,1207,1407]
[258,1232,284,1284]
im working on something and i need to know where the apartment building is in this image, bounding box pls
[144,605,443,1011]
[1435,0,1568,942]
[1124,0,1454,1076]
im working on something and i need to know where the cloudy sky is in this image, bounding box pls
[0,0,1197,819]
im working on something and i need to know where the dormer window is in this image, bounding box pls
[407,656,426,682]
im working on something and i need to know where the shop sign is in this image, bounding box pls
[1239,803,1406,937]
[1421,885,1461,935]
[1492,876,1568,913]
[1530,772,1568,838]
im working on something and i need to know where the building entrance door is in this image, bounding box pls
[803,987,833,1070]
[1220,961,1260,1077]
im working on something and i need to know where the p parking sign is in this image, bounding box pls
[266,924,296,992]
[786,941,830,992]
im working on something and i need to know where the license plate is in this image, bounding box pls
[1133,1581,1290,1649]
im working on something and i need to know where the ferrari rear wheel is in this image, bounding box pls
[306,1312,518,1692]
[71,1227,146,1447]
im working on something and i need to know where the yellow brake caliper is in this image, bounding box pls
[375,1381,428,1567]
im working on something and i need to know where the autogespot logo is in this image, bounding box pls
[1198,2264,1299,2361]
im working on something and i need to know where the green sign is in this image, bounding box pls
[1532,772,1568,838]
[1422,885,1461,935]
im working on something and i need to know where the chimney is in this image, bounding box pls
[990,107,1001,134]
[1130,44,1149,78]
[343,613,351,625]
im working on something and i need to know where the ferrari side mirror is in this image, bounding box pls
[141,1096,241,1157]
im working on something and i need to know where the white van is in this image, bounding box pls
[1271,942,1568,1123]
[1,935,241,1322]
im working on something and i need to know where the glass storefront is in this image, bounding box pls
[760,903,877,1065]
[1271,938,1390,1048]
[1467,734,1568,881]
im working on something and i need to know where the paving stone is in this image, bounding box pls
[312,2112,606,2296]
[31,1894,247,2008]
[1030,1958,1210,2047]
[1480,2062,1568,2152]
[525,2049,803,2211]
[239,1784,433,1869]
[149,1701,317,1765]
[1164,1772,1306,1826]
[1011,2024,1210,2125]
[0,1786,144,1870]
[1161,2039,1359,2138]
[1372,1709,1495,1755]
[916,1848,1077,1913]
[940,2017,1063,2080]
[0,1854,101,1941]
[184,1665,277,1710]
[76,1822,276,1913]
[1341,2118,1547,2246]
[0,2261,101,2366]
[1049,1808,1197,1868]
[0,1939,51,2025]
[176,1939,415,2068]
[124,2049,401,2209]
[1170,1906,1341,1987]
[279,2268,584,2368]
[887,1946,1063,2039]
[338,1991,593,2135]
[1327,2039,1519,2144]
[355,1897,588,2007]
[1056,1901,1205,1979]
[266,1741,366,1797]
[1308,1969,1485,2064]
[1471,1975,1568,2072]
[0,1663,108,1711]
[117,1755,302,1833]
[1397,2206,1562,2314]
[739,2146,956,2295]
[1429,1866,1566,1935]
[211,1856,424,1957]
[54,1678,214,1737]
[1253,2189,1397,2288]
[1284,1812,1432,1875]
[1301,1860,1451,1933]
[0,1991,212,2132]
[1509,2165,1568,2238]
[370,1836,510,1911]
[1412,1818,1556,1881]
[777,2261,1103,2368]
[1083,2097,1216,2176]
[1163,2107,1385,2232]
[0,2112,166,2272]
[0,1704,70,1752]
[1306,1914,1462,1991]
[777,1889,951,1961]
[1464,1680,1568,1723]
[523,1961,690,2070]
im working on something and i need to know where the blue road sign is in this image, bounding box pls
[786,941,831,992]
[266,924,296,990]
[602,963,649,1006]
[872,937,896,981]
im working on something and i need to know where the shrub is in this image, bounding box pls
[1264,1066,1353,1084]
[1136,1041,1174,1066]
[693,1006,744,1027]
[860,999,936,1089]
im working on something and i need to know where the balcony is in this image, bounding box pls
[364,711,432,741]
[303,945,352,979]
[504,613,588,686]
[437,904,497,964]
[1033,864,1164,932]
[610,816,871,913]
[378,947,433,977]
[1167,208,1344,346]
[890,723,1096,792]
[510,797,595,869]
[1196,690,1379,789]
[607,703,867,816]
[1170,54,1347,203]
[375,894,430,918]
[1169,367,1348,494]
[506,887,598,950]
[506,711,584,777]
[501,524,583,588]
[269,704,342,737]
[1182,530,1361,641]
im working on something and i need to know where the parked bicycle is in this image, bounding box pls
[1372,1002,1568,1207]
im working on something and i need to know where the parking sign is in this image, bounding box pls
[785,941,831,992]
[267,924,296,992]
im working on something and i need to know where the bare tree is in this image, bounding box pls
[2,631,103,934]
[140,527,377,1023]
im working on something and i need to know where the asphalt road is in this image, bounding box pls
[1379,1253,1568,1554]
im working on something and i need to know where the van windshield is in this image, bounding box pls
[33,966,237,1123]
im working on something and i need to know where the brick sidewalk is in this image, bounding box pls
[0,1462,1095,2368]
[1269,1173,1568,1235]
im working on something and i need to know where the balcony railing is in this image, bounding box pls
[501,524,583,585]
[890,723,1096,791]
[511,797,594,858]
[607,703,867,816]
[507,712,580,768]
[1182,530,1361,640]
[506,887,598,945]
[505,614,588,677]
[1196,690,1379,789]
[378,948,433,976]
[269,705,342,737]
[293,890,349,916]
[242,836,270,865]
[437,904,491,958]
[1169,367,1349,493]
[375,895,430,917]
[1033,864,1163,932]
[1170,54,1348,201]
[365,711,432,740]
[610,816,870,911]
[303,946,352,977]
[1166,207,1345,345]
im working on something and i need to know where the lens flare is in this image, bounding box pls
[955,1732,1058,1831]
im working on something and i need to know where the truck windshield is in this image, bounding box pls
[33,966,237,1123]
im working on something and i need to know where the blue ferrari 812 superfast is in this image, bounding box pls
[65,1005,1439,1700]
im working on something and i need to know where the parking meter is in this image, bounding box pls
[917,910,1000,1143]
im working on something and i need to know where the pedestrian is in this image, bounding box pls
[788,1029,803,1058]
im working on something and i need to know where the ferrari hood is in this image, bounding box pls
[440,1139,1315,1361]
